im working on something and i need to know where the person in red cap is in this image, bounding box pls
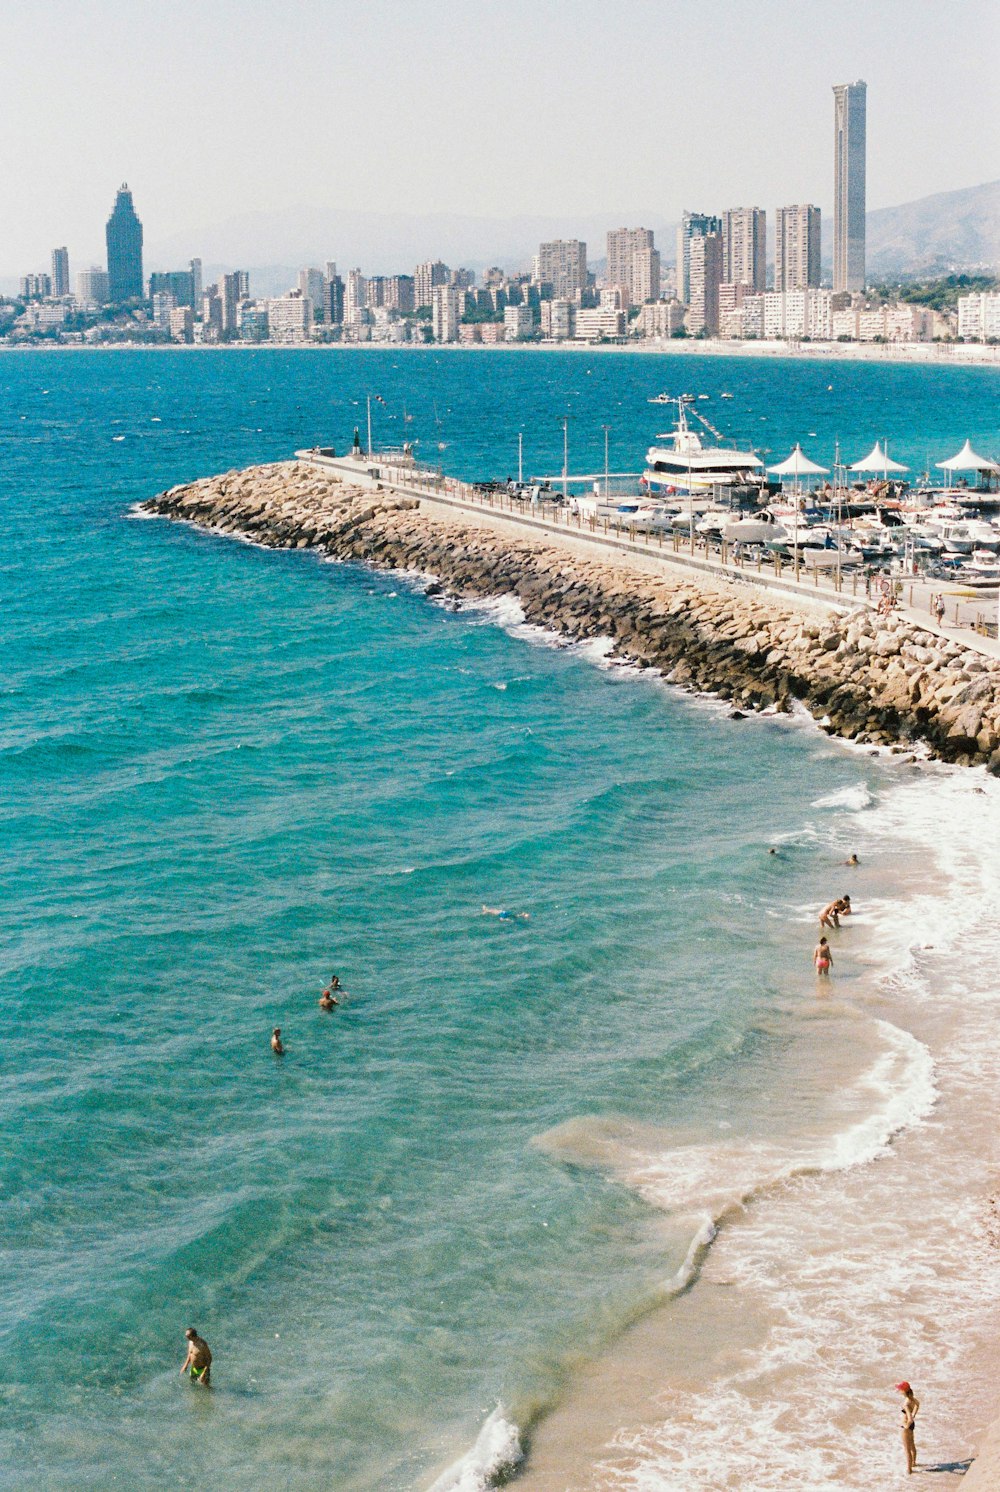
[896,1382,919,1473]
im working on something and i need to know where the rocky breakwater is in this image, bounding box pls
[143,460,1000,771]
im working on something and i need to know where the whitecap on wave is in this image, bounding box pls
[425,1405,522,1492]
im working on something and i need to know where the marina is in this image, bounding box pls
[302,397,1000,646]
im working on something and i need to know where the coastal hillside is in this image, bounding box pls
[865,179,1000,275]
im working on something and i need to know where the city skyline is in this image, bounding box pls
[2,0,998,273]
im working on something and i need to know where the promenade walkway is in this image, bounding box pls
[297,449,1000,658]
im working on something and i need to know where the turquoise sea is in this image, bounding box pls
[3,349,1000,1491]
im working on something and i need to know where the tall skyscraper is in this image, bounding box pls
[721,208,766,291]
[606,228,660,305]
[51,247,69,297]
[775,205,822,292]
[676,213,721,304]
[190,258,203,307]
[687,233,722,335]
[105,184,144,302]
[534,240,587,299]
[833,80,867,292]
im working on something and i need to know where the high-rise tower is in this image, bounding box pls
[721,208,766,292]
[833,81,866,292]
[105,184,144,303]
[775,205,822,291]
[51,247,70,297]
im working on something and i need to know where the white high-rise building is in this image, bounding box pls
[76,266,109,306]
[298,268,327,314]
[346,269,367,323]
[415,260,450,309]
[721,208,766,292]
[606,228,660,305]
[267,293,313,343]
[833,80,867,292]
[534,240,587,299]
[432,284,461,342]
[957,293,1000,341]
[775,205,822,292]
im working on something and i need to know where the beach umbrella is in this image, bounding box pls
[766,444,829,477]
[936,439,1000,474]
[849,441,908,475]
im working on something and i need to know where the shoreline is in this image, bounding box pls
[3,338,1000,368]
[140,457,1000,1486]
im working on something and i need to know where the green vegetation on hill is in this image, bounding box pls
[870,272,999,311]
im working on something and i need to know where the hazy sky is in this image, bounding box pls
[3,0,998,271]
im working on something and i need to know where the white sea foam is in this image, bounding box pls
[581,764,1000,1491]
[425,1405,522,1492]
[810,782,875,811]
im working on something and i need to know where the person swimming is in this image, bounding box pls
[845,853,860,866]
[481,905,530,921]
[319,989,338,1011]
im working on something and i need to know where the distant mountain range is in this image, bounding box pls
[863,179,1000,276]
[2,181,996,298]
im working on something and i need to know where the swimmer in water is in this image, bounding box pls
[319,988,338,1011]
[845,853,860,866]
[834,894,852,918]
[768,847,779,856]
[328,975,341,991]
[481,905,530,921]
[814,937,833,976]
[271,1027,285,1055]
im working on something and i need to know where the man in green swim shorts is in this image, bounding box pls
[181,1327,212,1386]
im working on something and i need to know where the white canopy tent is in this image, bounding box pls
[850,441,908,475]
[936,440,1000,475]
[766,447,829,580]
[766,444,829,478]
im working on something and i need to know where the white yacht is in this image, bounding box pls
[643,396,765,507]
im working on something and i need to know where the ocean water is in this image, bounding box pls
[2,348,1000,1491]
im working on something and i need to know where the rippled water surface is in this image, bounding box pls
[2,348,999,1490]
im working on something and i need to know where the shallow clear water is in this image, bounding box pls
[2,348,999,1490]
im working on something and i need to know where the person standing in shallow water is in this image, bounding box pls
[813,937,833,976]
[896,1382,919,1473]
[181,1328,212,1387]
[271,1027,285,1055]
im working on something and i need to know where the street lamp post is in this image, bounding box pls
[518,431,523,486]
[561,416,569,501]
[602,424,611,499]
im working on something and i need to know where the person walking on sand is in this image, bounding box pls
[814,937,833,976]
[181,1328,212,1387]
[271,1027,285,1055]
[896,1382,919,1473]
